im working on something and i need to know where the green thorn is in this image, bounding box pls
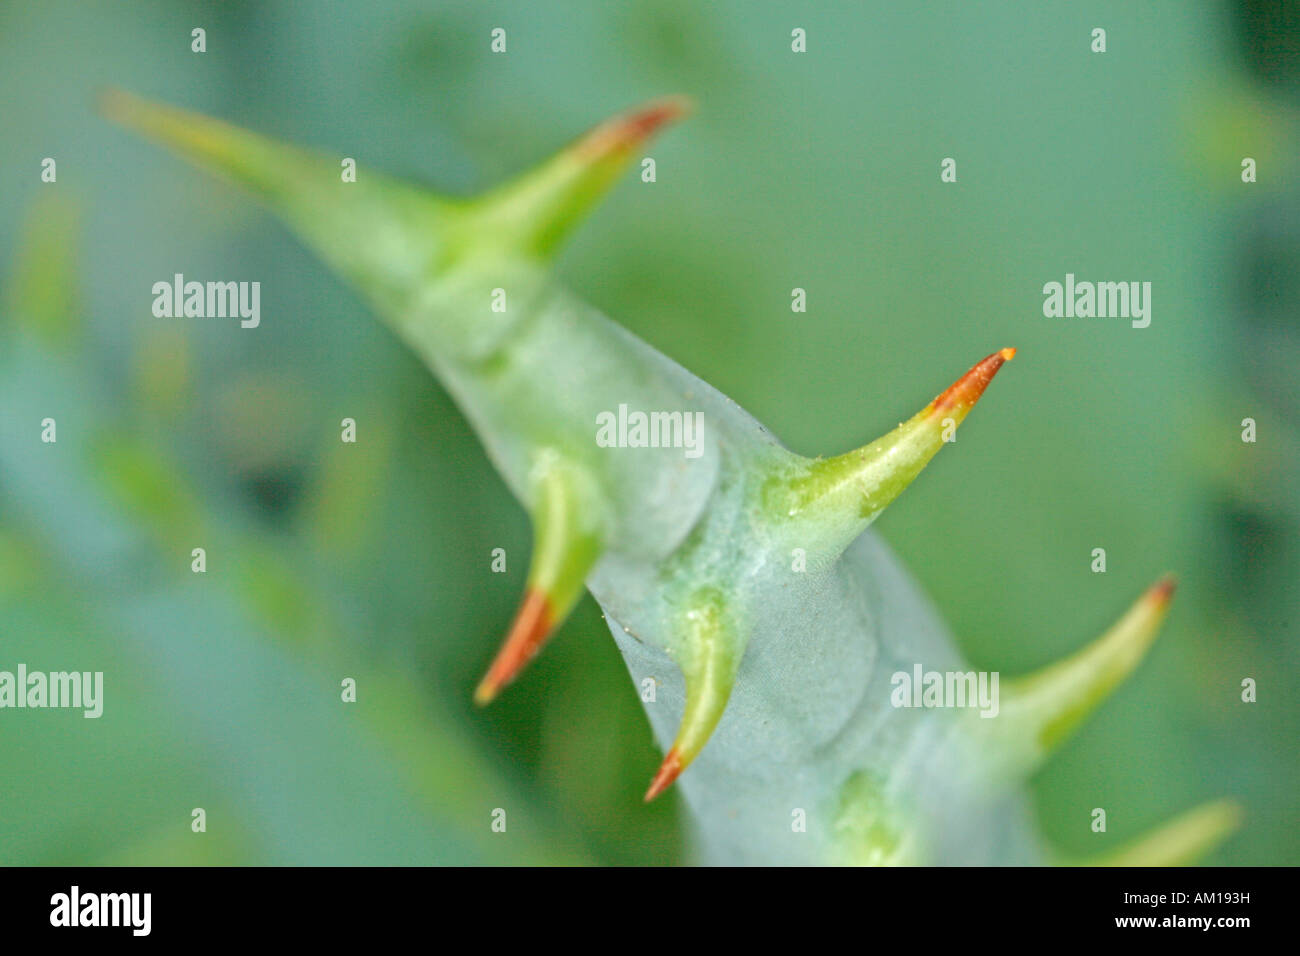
[1080,800,1243,866]
[977,576,1177,777]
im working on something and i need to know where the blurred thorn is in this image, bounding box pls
[1081,799,1243,866]
[980,575,1178,778]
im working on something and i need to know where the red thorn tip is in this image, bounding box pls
[473,589,554,705]
[929,348,1016,416]
[1147,575,1178,608]
[644,748,684,802]
[575,96,693,160]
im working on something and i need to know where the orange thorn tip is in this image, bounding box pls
[929,348,1016,416]
[575,96,694,160]
[644,748,684,802]
[473,589,555,706]
[1146,574,1178,609]
[97,87,127,115]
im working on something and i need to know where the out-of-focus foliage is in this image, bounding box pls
[0,0,1295,864]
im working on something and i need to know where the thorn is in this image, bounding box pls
[471,96,692,258]
[978,575,1179,777]
[1085,799,1243,867]
[1147,573,1177,609]
[770,348,1017,555]
[101,89,448,315]
[574,96,695,162]
[471,451,604,705]
[644,748,683,802]
[97,86,131,120]
[474,589,554,705]
[928,348,1016,417]
[642,588,739,800]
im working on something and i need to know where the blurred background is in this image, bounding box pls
[1,0,1296,864]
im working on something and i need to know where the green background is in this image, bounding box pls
[1,0,1296,864]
